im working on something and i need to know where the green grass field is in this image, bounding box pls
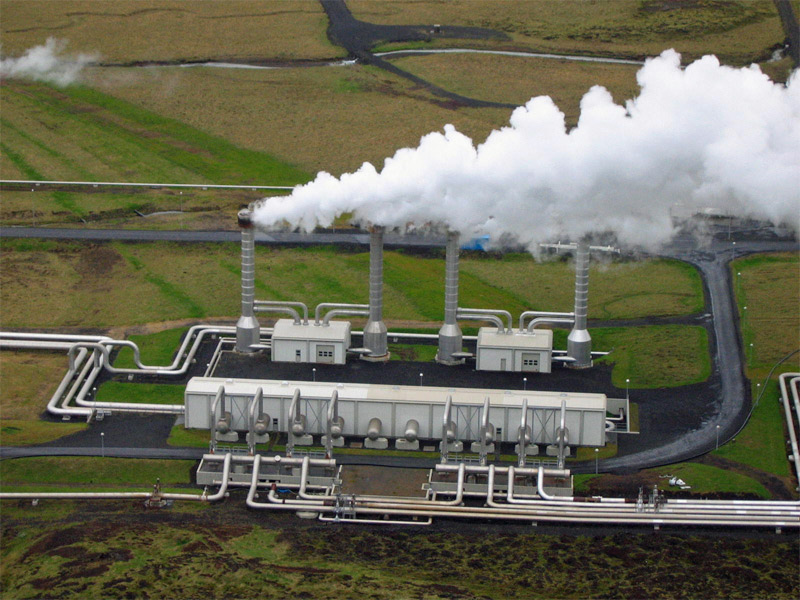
[0,240,704,329]
[355,0,785,66]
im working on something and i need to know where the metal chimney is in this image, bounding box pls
[437,231,463,364]
[235,209,260,353]
[567,239,591,368]
[362,226,389,360]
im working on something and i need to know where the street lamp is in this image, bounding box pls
[100,432,105,458]
[715,425,720,450]
[523,377,527,391]
[312,367,316,382]
[626,378,630,401]
[594,448,599,474]
[419,372,424,386]
[749,342,754,365]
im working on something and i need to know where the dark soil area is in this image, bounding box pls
[2,498,797,600]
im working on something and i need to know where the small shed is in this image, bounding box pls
[271,319,350,364]
[476,328,553,373]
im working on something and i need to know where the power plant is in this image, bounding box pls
[1,205,798,532]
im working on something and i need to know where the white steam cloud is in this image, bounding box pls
[0,38,97,87]
[253,50,799,251]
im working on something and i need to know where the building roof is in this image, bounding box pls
[477,327,553,350]
[272,319,350,342]
[186,377,606,412]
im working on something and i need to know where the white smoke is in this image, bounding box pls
[252,50,800,250]
[0,38,97,87]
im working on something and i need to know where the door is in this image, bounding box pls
[316,344,335,364]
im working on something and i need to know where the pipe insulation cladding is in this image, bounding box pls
[236,209,260,353]
[567,239,592,368]
[437,231,464,365]
[362,226,389,360]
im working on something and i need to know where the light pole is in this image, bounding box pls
[100,432,105,458]
[523,377,527,391]
[749,342,754,366]
[715,425,720,450]
[312,367,316,382]
[736,272,741,299]
[594,448,599,474]
[626,378,630,401]
[419,372,423,386]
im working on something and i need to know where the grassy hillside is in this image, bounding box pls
[0,0,340,62]
[354,0,786,65]
[0,240,704,328]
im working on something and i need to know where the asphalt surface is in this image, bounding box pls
[319,0,517,109]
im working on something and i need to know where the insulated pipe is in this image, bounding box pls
[458,307,512,332]
[567,239,592,367]
[253,304,302,325]
[437,231,463,365]
[322,309,369,326]
[247,387,264,455]
[518,311,575,331]
[161,452,233,502]
[779,373,800,486]
[367,418,382,441]
[526,317,575,333]
[518,398,529,467]
[325,390,339,458]
[557,399,568,470]
[404,419,420,442]
[314,303,369,325]
[362,226,388,359]
[479,397,491,466]
[47,348,93,418]
[209,385,225,453]
[286,388,302,457]
[254,301,308,325]
[457,311,505,334]
[441,395,453,464]
[236,209,260,353]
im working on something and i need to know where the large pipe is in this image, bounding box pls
[362,226,389,360]
[254,301,308,325]
[437,231,463,364]
[456,310,505,334]
[314,303,369,325]
[567,239,592,367]
[236,209,260,353]
[458,307,513,332]
[519,311,575,331]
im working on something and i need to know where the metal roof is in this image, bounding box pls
[272,319,350,342]
[477,327,553,350]
[186,377,606,411]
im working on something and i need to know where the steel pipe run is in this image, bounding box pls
[527,317,575,333]
[241,459,798,528]
[254,301,309,326]
[779,373,800,487]
[457,307,512,333]
[325,391,340,458]
[314,303,369,325]
[322,309,369,326]
[286,388,303,457]
[437,231,464,365]
[519,311,575,331]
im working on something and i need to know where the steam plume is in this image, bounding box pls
[252,50,799,250]
[0,38,96,87]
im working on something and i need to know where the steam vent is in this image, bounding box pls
[235,209,260,353]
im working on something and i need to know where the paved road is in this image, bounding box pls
[319,0,517,109]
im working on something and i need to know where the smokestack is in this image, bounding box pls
[362,226,389,361]
[567,239,591,368]
[437,231,463,364]
[235,209,260,353]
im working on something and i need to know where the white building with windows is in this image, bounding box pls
[475,328,553,373]
[270,319,351,364]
